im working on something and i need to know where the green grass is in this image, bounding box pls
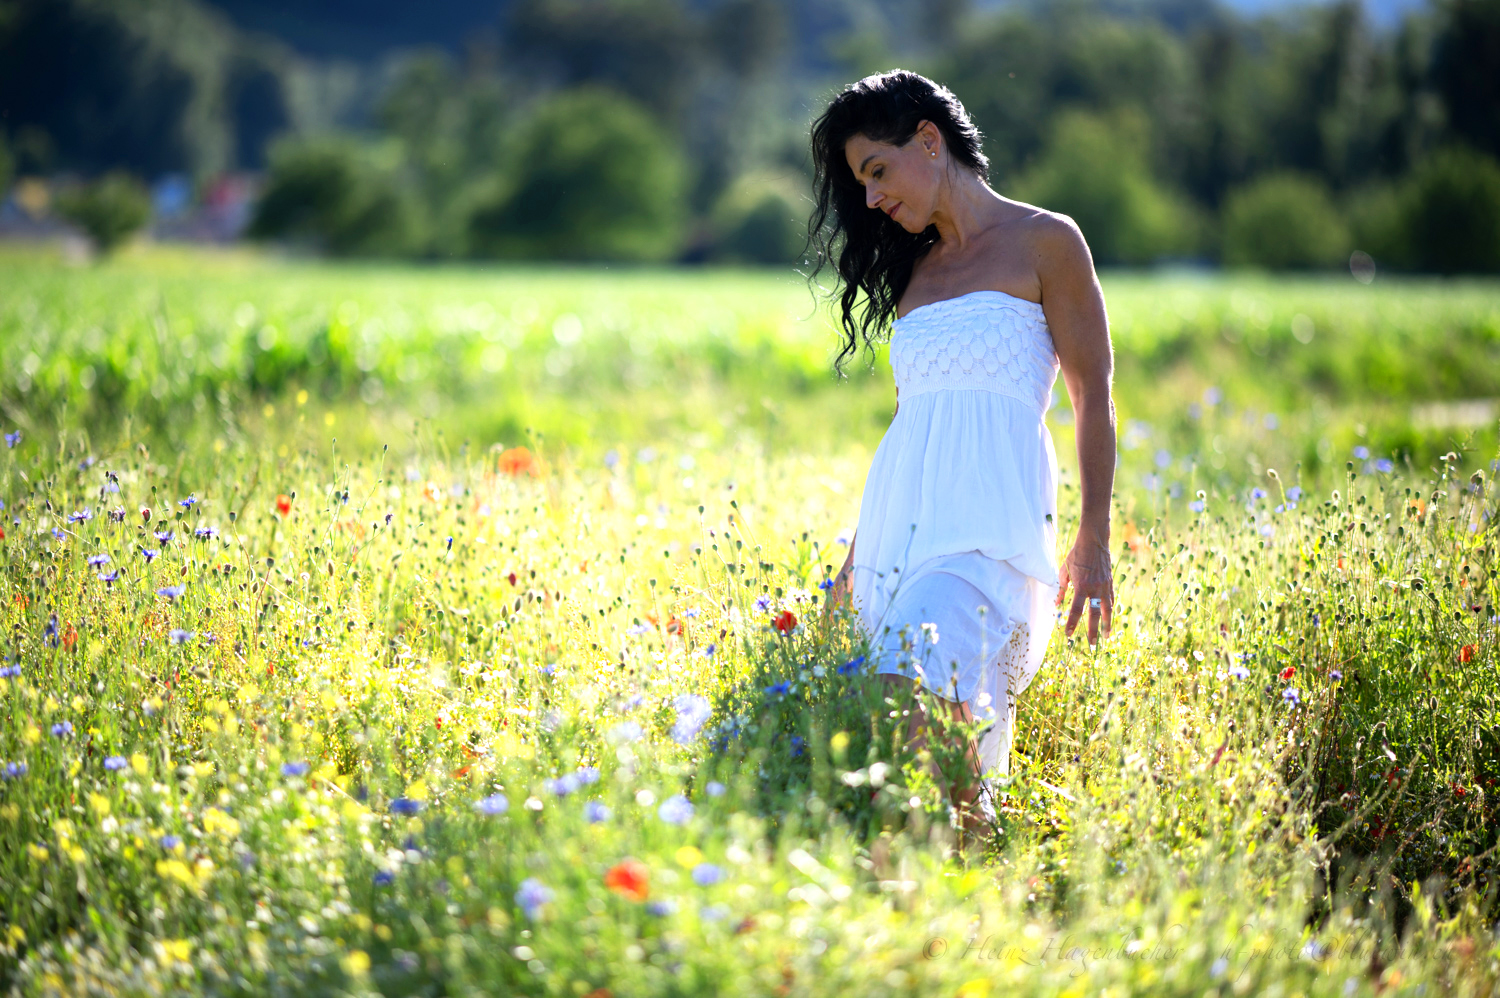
[0,250,1497,996]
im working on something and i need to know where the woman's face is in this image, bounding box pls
[843,120,943,233]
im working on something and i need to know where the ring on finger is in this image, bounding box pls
[1088,597,1102,609]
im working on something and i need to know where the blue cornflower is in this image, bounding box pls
[790,735,805,757]
[1352,446,1370,460]
[576,766,599,784]
[646,899,678,917]
[546,773,581,796]
[169,629,193,644]
[658,794,694,825]
[1259,523,1274,537]
[626,622,650,636]
[610,720,643,744]
[179,496,197,509]
[1375,458,1394,473]
[281,761,310,777]
[373,870,396,887]
[699,643,716,658]
[670,693,712,744]
[154,529,174,543]
[390,797,425,816]
[160,834,183,850]
[584,800,611,823]
[692,863,725,886]
[1189,499,1206,512]
[141,548,159,562]
[384,512,393,526]
[107,506,125,521]
[1329,669,1343,681]
[0,665,20,678]
[683,607,699,619]
[194,526,217,540]
[1228,664,1250,680]
[705,780,726,797]
[837,655,866,676]
[44,614,59,646]
[753,594,772,613]
[104,755,128,771]
[1251,488,1267,500]
[515,877,553,920]
[68,509,94,524]
[3,431,19,448]
[764,681,790,696]
[474,794,510,815]
[445,536,453,551]
[51,721,74,737]
[818,578,835,591]
[156,585,184,600]
[1283,687,1301,705]
[3,761,28,779]
[51,527,65,541]
[87,554,110,567]
[1286,486,1303,502]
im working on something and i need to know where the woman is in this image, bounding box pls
[808,70,1117,832]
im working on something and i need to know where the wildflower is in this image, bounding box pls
[498,446,538,477]
[605,858,651,901]
[515,877,552,919]
[156,585,184,601]
[281,761,310,777]
[1287,486,1302,501]
[1228,664,1249,680]
[373,870,396,887]
[604,449,620,468]
[692,862,725,886]
[87,553,110,567]
[3,761,27,779]
[154,530,174,543]
[790,735,805,757]
[474,794,510,815]
[3,431,19,448]
[608,720,643,744]
[104,755,127,771]
[51,721,74,738]
[546,773,581,796]
[194,526,217,540]
[1279,666,1295,681]
[169,629,194,645]
[389,798,425,816]
[764,681,790,697]
[646,899,677,917]
[51,527,65,541]
[1329,669,1343,681]
[1211,957,1229,978]
[626,622,650,636]
[1375,458,1393,473]
[1251,488,1267,500]
[384,512,393,526]
[584,801,611,823]
[706,780,726,797]
[1352,446,1370,460]
[68,508,94,524]
[445,535,453,551]
[179,496,197,509]
[1283,688,1301,705]
[1460,644,1476,664]
[818,578,835,591]
[670,693,712,744]
[658,794,694,825]
[1189,500,1205,512]
[141,548,159,562]
[837,655,866,676]
[1259,523,1274,538]
[684,607,700,619]
[699,643,716,658]
[920,621,940,644]
[139,505,152,522]
[160,834,183,851]
[773,610,798,634]
[108,507,125,521]
[577,766,599,784]
[753,594,772,613]
[44,614,59,647]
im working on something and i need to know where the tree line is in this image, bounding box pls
[2,0,1497,271]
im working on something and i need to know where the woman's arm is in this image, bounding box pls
[1035,214,1116,645]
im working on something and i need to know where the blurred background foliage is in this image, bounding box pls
[0,0,1498,270]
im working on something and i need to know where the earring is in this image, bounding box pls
[930,151,936,157]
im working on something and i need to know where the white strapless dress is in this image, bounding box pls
[851,289,1062,777]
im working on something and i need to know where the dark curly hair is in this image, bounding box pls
[804,70,990,374]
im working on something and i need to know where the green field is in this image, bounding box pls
[1,250,1498,996]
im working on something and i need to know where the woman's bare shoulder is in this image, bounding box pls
[996,198,1091,264]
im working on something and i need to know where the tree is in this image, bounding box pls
[1400,146,1500,273]
[466,87,688,262]
[247,137,417,257]
[55,171,151,255]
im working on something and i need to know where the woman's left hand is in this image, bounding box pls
[1056,530,1113,646]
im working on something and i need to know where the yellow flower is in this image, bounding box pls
[71,695,85,712]
[159,938,193,965]
[131,753,149,775]
[675,845,704,869]
[342,950,371,977]
[23,725,40,745]
[202,808,241,838]
[406,778,428,801]
[26,844,49,862]
[88,793,111,817]
[156,859,197,887]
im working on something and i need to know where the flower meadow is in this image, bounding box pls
[0,253,1498,996]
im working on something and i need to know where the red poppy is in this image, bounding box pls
[1460,644,1476,663]
[507,571,518,586]
[1279,666,1295,681]
[773,610,797,634]
[0,525,5,540]
[604,858,650,901]
[275,494,292,517]
[498,446,537,477]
